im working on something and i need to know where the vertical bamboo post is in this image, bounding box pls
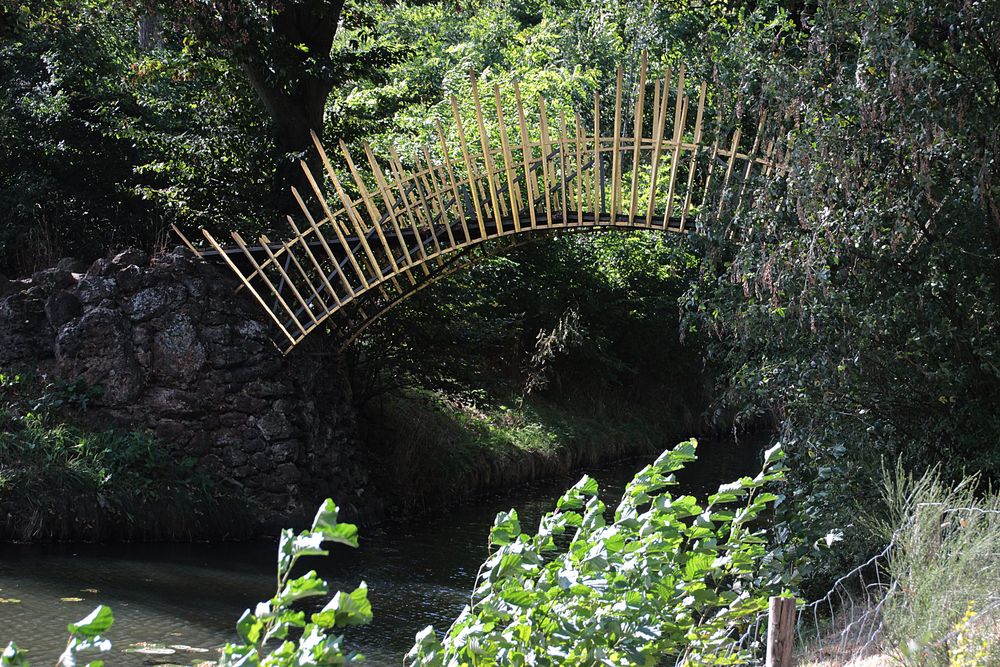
[663,95,688,227]
[628,50,647,225]
[513,82,538,229]
[646,70,671,227]
[766,596,795,667]
[574,111,584,226]
[679,81,708,231]
[558,109,569,225]
[298,164,370,290]
[290,187,355,295]
[493,84,522,232]
[434,121,473,246]
[386,148,434,261]
[421,147,457,250]
[537,95,555,225]
[200,228,297,346]
[410,149,445,254]
[469,72,504,233]
[717,128,743,216]
[592,90,601,217]
[450,95,488,239]
[286,215,343,306]
[609,64,624,223]
[336,138,401,279]
[363,143,422,279]
[663,65,687,228]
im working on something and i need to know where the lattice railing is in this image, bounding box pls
[175,53,787,352]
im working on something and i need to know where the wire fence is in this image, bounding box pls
[692,503,1000,666]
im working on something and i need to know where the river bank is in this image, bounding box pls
[359,383,727,521]
[0,366,735,540]
[0,439,764,666]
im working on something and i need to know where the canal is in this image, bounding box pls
[0,437,762,665]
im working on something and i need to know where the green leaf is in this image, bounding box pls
[763,443,785,465]
[311,499,360,547]
[236,609,264,645]
[499,588,535,607]
[67,606,114,638]
[312,582,373,628]
[1,642,29,667]
[557,475,598,510]
[489,509,520,547]
[276,571,330,607]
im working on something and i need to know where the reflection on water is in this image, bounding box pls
[0,437,763,665]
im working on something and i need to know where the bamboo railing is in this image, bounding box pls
[174,55,786,352]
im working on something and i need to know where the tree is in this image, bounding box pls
[156,0,404,219]
[684,0,1000,580]
[155,0,342,216]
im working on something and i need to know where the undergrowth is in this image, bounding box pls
[0,370,254,541]
[361,382,677,515]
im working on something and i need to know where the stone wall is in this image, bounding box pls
[0,249,373,527]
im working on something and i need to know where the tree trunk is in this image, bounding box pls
[243,0,345,224]
[247,74,331,220]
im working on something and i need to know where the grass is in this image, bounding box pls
[359,381,679,516]
[0,370,254,541]
[797,464,1000,667]
[873,465,1000,665]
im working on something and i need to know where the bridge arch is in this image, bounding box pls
[176,57,787,353]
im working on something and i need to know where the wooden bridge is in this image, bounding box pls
[175,54,787,352]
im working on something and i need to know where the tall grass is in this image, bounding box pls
[871,465,1000,664]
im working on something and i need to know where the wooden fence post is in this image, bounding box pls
[766,596,795,667]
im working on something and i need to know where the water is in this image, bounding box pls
[0,437,762,665]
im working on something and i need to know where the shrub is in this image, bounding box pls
[406,439,796,666]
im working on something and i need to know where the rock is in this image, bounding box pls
[128,286,180,321]
[112,248,148,268]
[56,257,88,274]
[144,387,197,416]
[275,463,301,485]
[0,296,48,364]
[152,313,205,383]
[117,264,142,291]
[224,448,249,468]
[44,290,81,327]
[31,268,74,290]
[257,404,294,441]
[270,440,298,463]
[237,319,268,340]
[0,248,366,526]
[55,307,143,406]
[154,419,189,443]
[77,276,116,305]
[87,258,112,277]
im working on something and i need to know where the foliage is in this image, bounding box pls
[218,499,371,667]
[350,232,709,425]
[948,605,992,667]
[0,0,274,273]
[2,604,114,667]
[360,383,676,515]
[0,371,253,540]
[405,439,796,666]
[683,0,1000,582]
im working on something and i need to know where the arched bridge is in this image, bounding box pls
[175,55,787,352]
